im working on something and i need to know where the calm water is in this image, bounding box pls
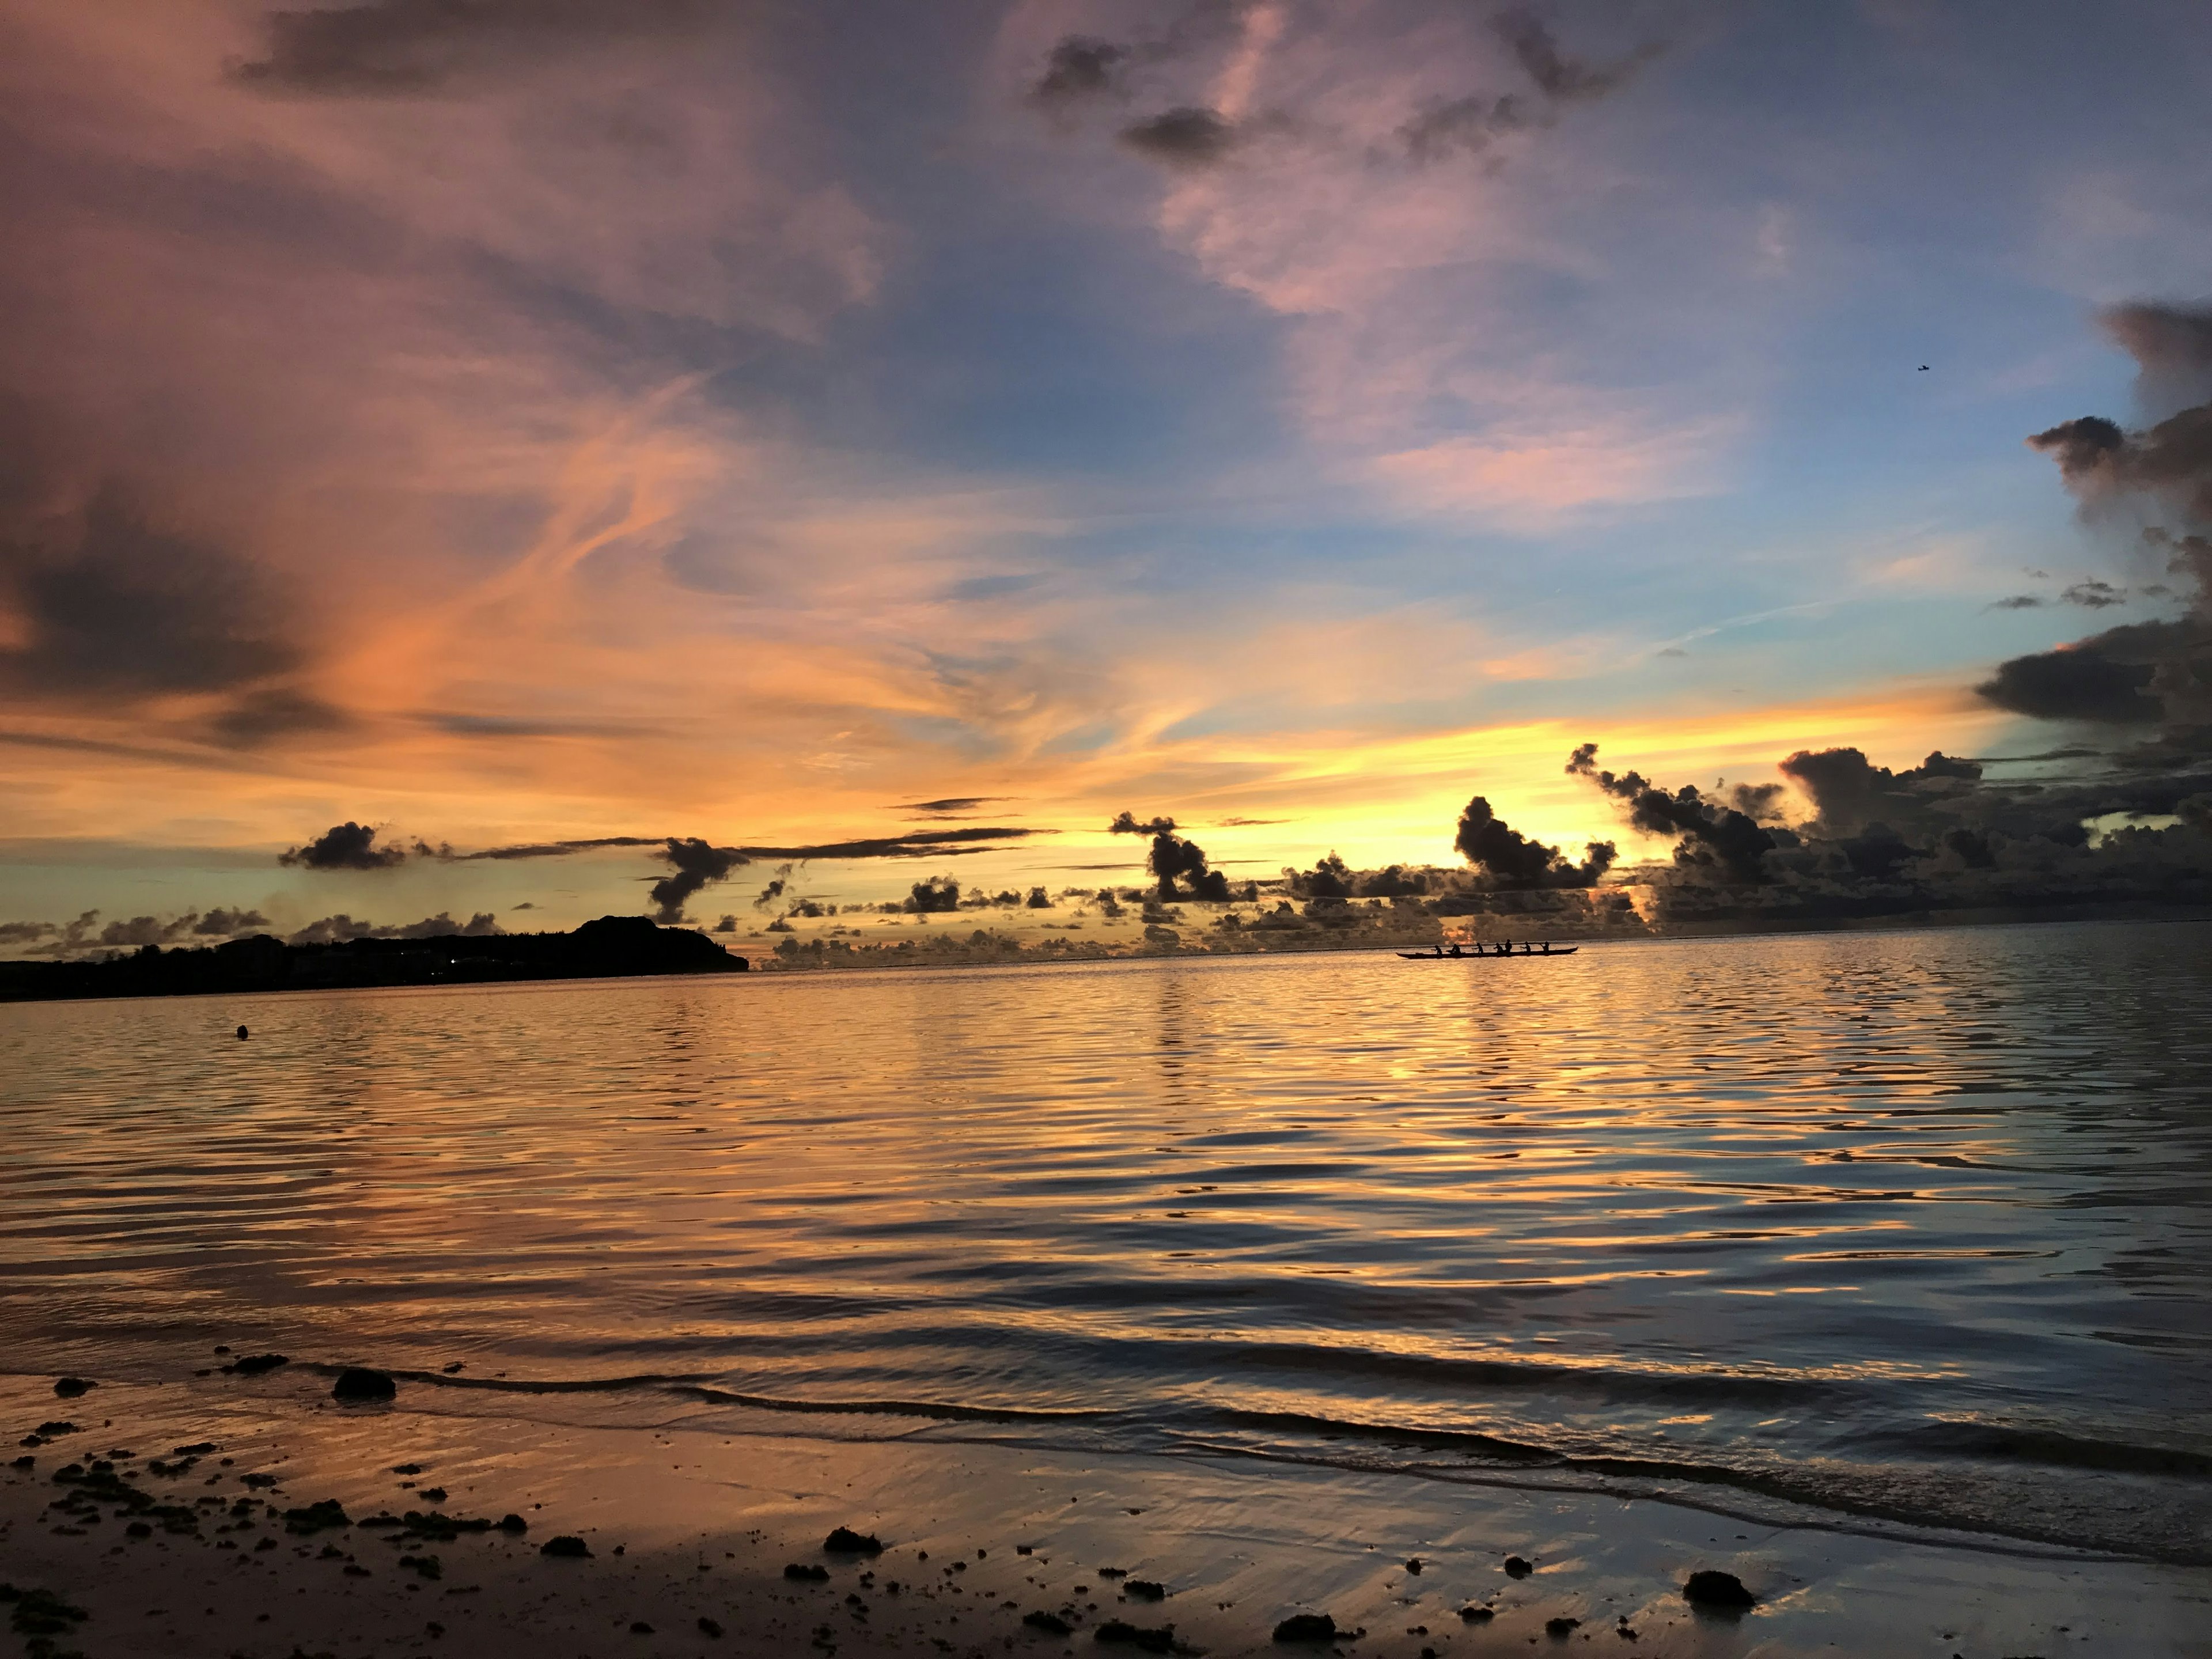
[4,922,2209,1562]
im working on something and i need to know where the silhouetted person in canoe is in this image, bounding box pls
[1540,940,1551,955]
[1448,941,1464,957]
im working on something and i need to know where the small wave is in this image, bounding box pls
[1861,1420,2212,1480]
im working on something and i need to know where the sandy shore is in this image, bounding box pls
[3,1370,2206,1659]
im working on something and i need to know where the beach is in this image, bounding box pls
[7,1372,2204,1659]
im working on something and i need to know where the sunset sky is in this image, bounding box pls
[3,1,2209,943]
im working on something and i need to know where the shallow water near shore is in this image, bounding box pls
[3,919,2209,1568]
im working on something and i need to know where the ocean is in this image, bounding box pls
[4,919,2207,1566]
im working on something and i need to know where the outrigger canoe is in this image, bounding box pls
[1397,947,1578,958]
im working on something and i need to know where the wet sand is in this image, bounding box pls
[5,1372,2206,1659]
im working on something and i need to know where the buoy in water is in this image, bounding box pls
[235,1025,248,1040]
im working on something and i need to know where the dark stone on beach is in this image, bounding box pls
[52,1378,94,1399]
[1097,1567,1127,1579]
[332,1366,396,1402]
[785,1563,830,1582]
[1460,1606,1494,1623]
[1272,1612,1338,1643]
[392,1463,423,1475]
[1124,1580,1165,1601]
[824,1527,882,1554]
[231,1353,289,1376]
[1504,1555,1533,1578]
[442,1362,464,1373]
[1016,1544,1033,1555]
[1404,1556,1423,1574]
[9,1456,31,1469]
[541,1536,590,1558]
[698,1616,724,1637]
[1682,1570,1756,1609]
[236,1025,249,1039]
[282,1499,351,1535]
[2,1585,89,1640]
[628,1621,654,1634]
[126,1518,152,1536]
[498,1513,528,1533]
[1546,1616,1581,1637]
[1025,1611,1073,1635]
[1097,1620,1177,1652]
[34,1422,77,1438]
[419,1486,447,1503]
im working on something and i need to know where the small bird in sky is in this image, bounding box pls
[1918,364,1930,370]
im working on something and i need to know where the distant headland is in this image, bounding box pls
[0,915,747,1005]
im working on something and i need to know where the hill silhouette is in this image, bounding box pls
[0,915,746,1004]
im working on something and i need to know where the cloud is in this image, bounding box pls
[195,907,272,935]
[648,836,748,923]
[902,877,962,914]
[1453,796,1614,888]
[288,910,502,944]
[1567,743,1776,882]
[0,477,329,744]
[1979,301,2212,751]
[1398,92,1531,164]
[1119,106,1240,169]
[1031,36,1129,108]
[2100,301,2212,415]
[1976,628,2173,725]
[230,0,714,97]
[1108,808,1229,900]
[1490,8,1660,106]
[893,796,1012,818]
[1775,747,1984,838]
[281,821,407,870]
[1989,594,2045,610]
[2,904,269,957]
[2062,579,2127,608]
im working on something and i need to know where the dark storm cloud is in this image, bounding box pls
[1567,744,1775,881]
[230,0,714,97]
[1978,302,2212,756]
[1775,747,1984,838]
[1452,796,1614,888]
[281,821,407,870]
[1399,93,1531,163]
[1400,12,1658,164]
[1976,627,2172,725]
[1490,8,1659,105]
[648,836,744,923]
[1989,594,2044,610]
[0,483,306,706]
[207,685,351,747]
[1119,107,1239,169]
[289,910,502,944]
[893,796,1012,819]
[1108,809,1229,900]
[2,905,270,958]
[1031,36,1129,108]
[2100,302,2212,412]
[2063,579,2127,609]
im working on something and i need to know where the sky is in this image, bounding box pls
[2,0,2210,950]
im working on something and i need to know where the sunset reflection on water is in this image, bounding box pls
[3,921,2208,1560]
